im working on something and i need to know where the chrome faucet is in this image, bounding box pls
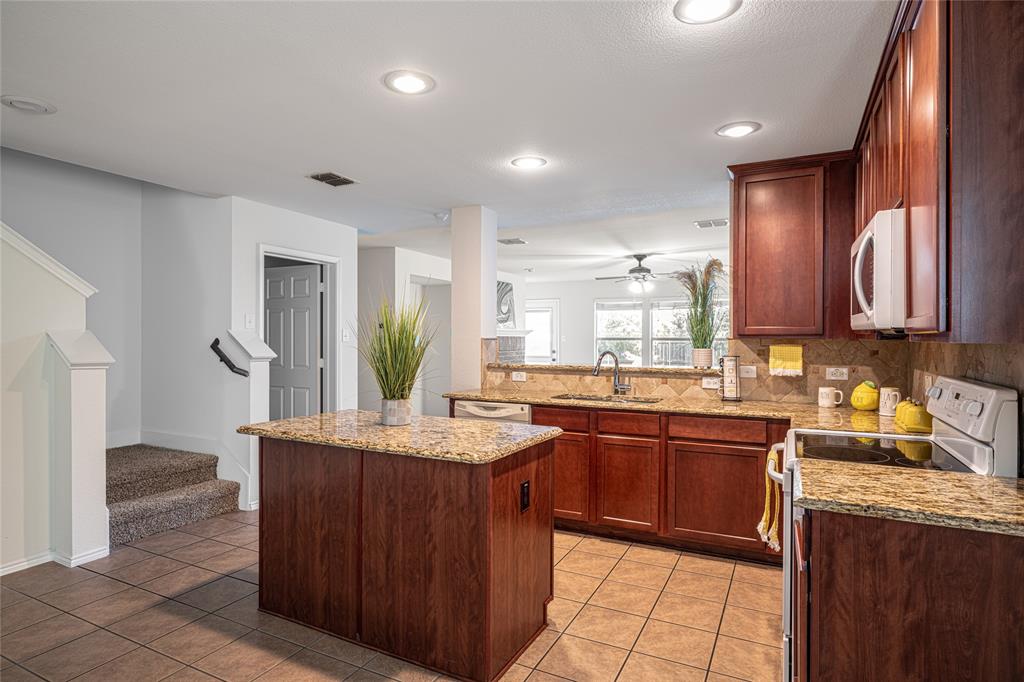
[593,351,631,395]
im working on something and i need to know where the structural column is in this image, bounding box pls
[450,206,497,391]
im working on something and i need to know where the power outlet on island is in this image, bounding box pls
[739,365,757,378]
[702,377,722,390]
[826,367,849,381]
[511,371,528,382]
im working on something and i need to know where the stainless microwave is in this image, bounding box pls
[851,209,906,332]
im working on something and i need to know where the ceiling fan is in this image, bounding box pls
[594,254,678,285]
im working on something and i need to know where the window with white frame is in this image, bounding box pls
[595,296,729,367]
[525,299,559,363]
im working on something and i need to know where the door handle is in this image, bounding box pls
[767,443,785,485]
[853,231,874,318]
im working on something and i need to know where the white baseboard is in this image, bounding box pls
[107,429,141,448]
[53,545,110,568]
[1,550,56,576]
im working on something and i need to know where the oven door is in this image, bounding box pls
[766,443,793,680]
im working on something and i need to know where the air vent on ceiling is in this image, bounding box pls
[497,237,528,245]
[694,218,729,229]
[309,172,356,187]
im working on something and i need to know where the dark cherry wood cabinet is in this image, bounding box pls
[594,434,660,533]
[519,400,785,561]
[729,153,856,339]
[795,510,1024,679]
[903,0,947,333]
[664,439,767,551]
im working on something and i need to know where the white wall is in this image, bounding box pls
[421,284,452,416]
[1,149,142,446]
[2,237,87,570]
[522,278,689,364]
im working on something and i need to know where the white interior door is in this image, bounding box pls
[265,263,321,419]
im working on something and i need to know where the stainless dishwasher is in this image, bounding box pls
[452,400,531,423]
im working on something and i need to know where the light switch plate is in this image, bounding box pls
[702,377,722,389]
[511,371,528,382]
[244,313,256,330]
[342,329,352,342]
[826,367,849,380]
[739,364,757,378]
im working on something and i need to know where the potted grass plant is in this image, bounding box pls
[676,257,725,369]
[359,297,435,426]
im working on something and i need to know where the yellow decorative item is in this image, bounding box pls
[900,401,933,433]
[757,447,781,552]
[769,344,803,377]
[851,380,880,411]
[894,398,915,427]
[896,439,932,461]
[849,410,879,444]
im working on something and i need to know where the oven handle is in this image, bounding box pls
[767,443,785,485]
[853,230,874,318]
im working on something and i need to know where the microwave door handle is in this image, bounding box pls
[853,232,873,318]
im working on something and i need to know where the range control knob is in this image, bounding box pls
[964,400,984,417]
[926,385,943,400]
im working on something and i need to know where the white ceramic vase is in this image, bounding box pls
[692,348,714,369]
[381,399,413,426]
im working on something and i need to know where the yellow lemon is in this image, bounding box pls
[851,381,880,411]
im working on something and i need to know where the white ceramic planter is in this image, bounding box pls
[381,399,413,426]
[692,348,714,369]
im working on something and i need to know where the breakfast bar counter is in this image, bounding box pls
[238,410,561,682]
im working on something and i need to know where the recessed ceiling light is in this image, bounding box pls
[510,156,547,170]
[382,70,436,95]
[716,121,762,138]
[674,0,742,24]
[1,95,57,115]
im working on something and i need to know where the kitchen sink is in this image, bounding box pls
[551,393,662,404]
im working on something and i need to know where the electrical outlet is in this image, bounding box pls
[739,364,757,378]
[826,367,849,381]
[702,377,721,389]
[511,371,528,382]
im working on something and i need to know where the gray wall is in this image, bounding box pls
[1,148,143,445]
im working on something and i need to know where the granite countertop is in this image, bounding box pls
[444,389,907,434]
[238,410,561,464]
[794,459,1024,537]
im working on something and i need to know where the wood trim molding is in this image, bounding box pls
[1,222,98,298]
[727,150,855,179]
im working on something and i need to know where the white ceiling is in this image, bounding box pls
[1,1,893,235]
[361,206,732,282]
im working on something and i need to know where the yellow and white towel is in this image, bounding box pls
[757,446,781,552]
[768,344,803,377]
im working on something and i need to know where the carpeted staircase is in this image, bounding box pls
[107,444,240,545]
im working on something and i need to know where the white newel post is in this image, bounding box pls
[47,330,115,566]
[228,329,277,510]
[450,205,498,391]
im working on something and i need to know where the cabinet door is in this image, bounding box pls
[664,440,766,550]
[904,0,947,332]
[885,34,906,209]
[552,433,590,522]
[870,96,889,217]
[733,166,825,336]
[594,435,659,532]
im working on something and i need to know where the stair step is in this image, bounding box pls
[107,444,219,504]
[108,479,240,546]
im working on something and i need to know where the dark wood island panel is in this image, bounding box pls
[259,437,554,682]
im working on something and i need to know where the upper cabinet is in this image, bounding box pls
[729,153,856,339]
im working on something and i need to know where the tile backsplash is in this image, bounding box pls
[908,342,1024,400]
[484,338,909,404]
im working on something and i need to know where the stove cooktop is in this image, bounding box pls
[797,434,973,473]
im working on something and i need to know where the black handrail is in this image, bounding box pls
[210,338,249,377]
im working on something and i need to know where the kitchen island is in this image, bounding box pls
[238,410,561,682]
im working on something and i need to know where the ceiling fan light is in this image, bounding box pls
[628,280,644,294]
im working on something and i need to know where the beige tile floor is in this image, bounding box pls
[0,515,783,681]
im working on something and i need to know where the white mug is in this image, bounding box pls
[879,387,901,416]
[818,386,843,408]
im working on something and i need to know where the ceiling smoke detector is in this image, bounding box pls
[308,172,356,187]
[694,218,729,229]
[1,95,57,114]
[497,237,528,245]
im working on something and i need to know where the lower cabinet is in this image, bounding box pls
[594,435,660,532]
[551,432,589,521]
[664,440,768,551]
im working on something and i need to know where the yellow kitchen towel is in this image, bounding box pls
[769,344,803,376]
[757,447,781,552]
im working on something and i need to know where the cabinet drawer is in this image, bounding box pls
[532,406,590,433]
[596,411,660,437]
[668,416,767,444]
